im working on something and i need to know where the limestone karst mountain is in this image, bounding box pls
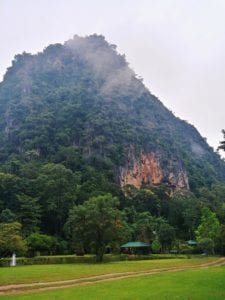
[0,34,225,194]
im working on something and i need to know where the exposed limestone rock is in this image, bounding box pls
[168,170,189,189]
[120,151,163,188]
[120,149,189,190]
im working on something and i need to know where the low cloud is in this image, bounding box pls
[65,35,144,97]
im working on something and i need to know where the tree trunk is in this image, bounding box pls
[95,246,104,262]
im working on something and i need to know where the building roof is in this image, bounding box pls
[121,241,149,248]
[186,240,198,245]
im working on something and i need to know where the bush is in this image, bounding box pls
[198,238,214,255]
[151,239,161,254]
[26,233,58,256]
[179,243,194,255]
[0,222,27,257]
[0,253,187,267]
[0,255,96,267]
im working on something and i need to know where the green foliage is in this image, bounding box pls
[198,238,214,254]
[0,222,27,256]
[168,192,200,240]
[36,163,77,235]
[0,209,16,223]
[0,255,96,267]
[198,184,225,223]
[151,239,161,253]
[133,212,154,243]
[179,243,194,255]
[218,129,225,151]
[26,233,57,256]
[0,172,20,211]
[195,207,220,241]
[17,194,41,236]
[195,207,220,253]
[65,194,125,261]
[157,221,176,253]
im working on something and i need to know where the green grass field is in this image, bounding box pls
[0,256,216,285]
[1,266,225,299]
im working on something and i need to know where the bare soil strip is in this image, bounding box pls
[1,257,225,296]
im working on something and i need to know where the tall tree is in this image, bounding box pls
[133,212,154,243]
[36,163,77,236]
[17,194,41,236]
[195,207,220,254]
[218,129,225,151]
[157,221,176,253]
[0,222,26,257]
[65,194,125,262]
[0,173,20,212]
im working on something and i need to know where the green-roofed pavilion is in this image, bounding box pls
[186,240,198,246]
[121,241,149,248]
[121,241,150,255]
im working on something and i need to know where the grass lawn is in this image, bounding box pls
[1,266,225,299]
[0,256,216,286]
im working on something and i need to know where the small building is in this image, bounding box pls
[121,241,150,255]
[186,240,198,247]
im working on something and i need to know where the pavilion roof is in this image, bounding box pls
[121,241,149,248]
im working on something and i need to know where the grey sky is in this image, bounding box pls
[1,0,225,154]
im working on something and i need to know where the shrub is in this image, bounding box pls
[151,239,161,253]
[26,233,57,256]
[0,253,187,267]
[179,243,194,255]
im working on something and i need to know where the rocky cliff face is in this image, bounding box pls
[120,149,189,190]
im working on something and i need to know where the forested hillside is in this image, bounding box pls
[0,35,225,258]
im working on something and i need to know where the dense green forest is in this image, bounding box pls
[0,35,225,259]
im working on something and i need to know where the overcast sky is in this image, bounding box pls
[1,0,225,154]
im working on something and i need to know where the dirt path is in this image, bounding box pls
[1,257,225,296]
